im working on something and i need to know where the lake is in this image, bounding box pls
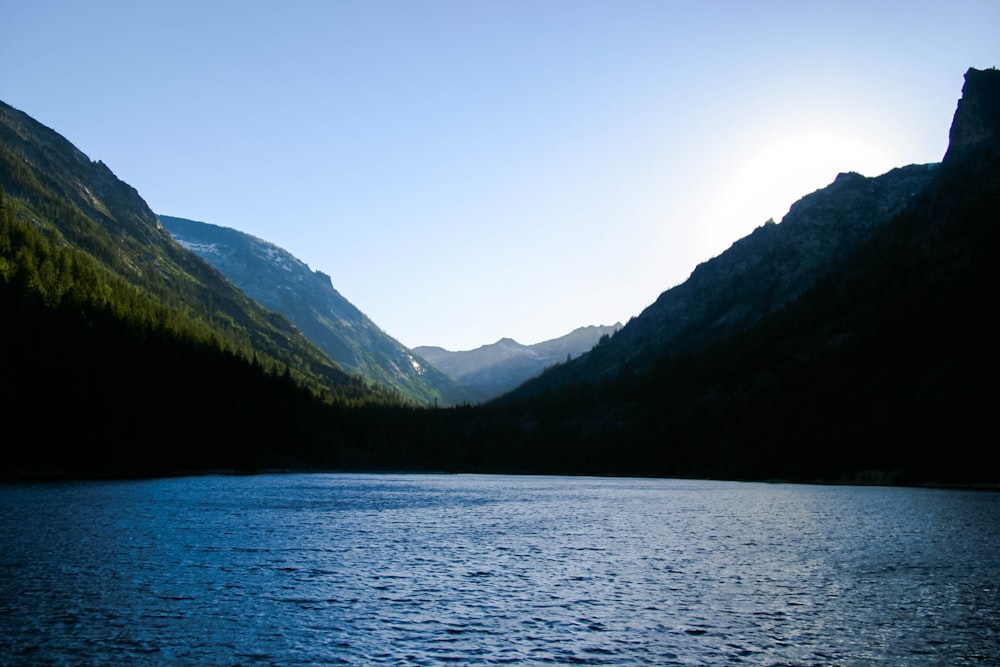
[1,474,997,665]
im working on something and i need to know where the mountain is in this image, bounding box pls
[477,67,998,483]
[1,98,395,475]
[160,216,477,406]
[386,68,997,484]
[414,324,621,399]
[3,67,995,483]
[0,99,370,397]
[509,163,939,396]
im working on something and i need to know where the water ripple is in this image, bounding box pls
[1,475,998,665]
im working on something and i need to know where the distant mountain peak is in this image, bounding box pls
[414,323,622,399]
[506,160,941,396]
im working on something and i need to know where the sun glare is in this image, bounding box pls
[698,125,898,258]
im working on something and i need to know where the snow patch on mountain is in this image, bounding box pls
[408,354,424,374]
[175,239,220,258]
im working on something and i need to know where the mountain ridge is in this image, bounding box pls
[0,98,346,393]
[1,96,399,474]
[506,161,939,398]
[414,323,621,399]
[2,66,995,483]
[160,214,478,406]
[475,67,998,483]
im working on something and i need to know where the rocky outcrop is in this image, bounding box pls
[944,67,1000,164]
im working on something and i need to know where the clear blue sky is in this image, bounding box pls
[3,1,998,350]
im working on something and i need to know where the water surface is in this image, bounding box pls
[1,474,997,665]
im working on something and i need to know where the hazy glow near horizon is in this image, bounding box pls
[704,123,900,251]
[3,1,997,350]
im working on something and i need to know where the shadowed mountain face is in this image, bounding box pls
[160,216,478,406]
[414,324,620,399]
[2,67,996,483]
[488,67,998,484]
[622,164,938,347]
[944,66,1000,163]
[510,161,939,396]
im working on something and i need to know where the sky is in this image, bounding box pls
[3,1,998,351]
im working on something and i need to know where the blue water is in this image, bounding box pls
[1,474,998,665]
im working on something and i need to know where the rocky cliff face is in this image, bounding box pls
[598,162,938,370]
[944,67,1000,164]
[415,324,620,399]
[161,215,477,406]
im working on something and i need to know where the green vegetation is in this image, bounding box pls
[0,181,401,475]
[0,100,411,475]
[159,213,475,407]
[0,97,403,395]
[2,68,997,484]
[304,144,996,485]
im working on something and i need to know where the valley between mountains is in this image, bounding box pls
[159,212,623,406]
[1,68,997,484]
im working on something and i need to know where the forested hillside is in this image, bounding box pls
[0,100,398,476]
[160,215,476,407]
[318,68,1000,485]
[2,68,997,484]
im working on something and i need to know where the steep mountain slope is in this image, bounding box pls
[415,324,620,398]
[1,97,405,475]
[3,66,994,484]
[510,161,938,397]
[474,67,998,483]
[0,99,366,398]
[160,215,477,406]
